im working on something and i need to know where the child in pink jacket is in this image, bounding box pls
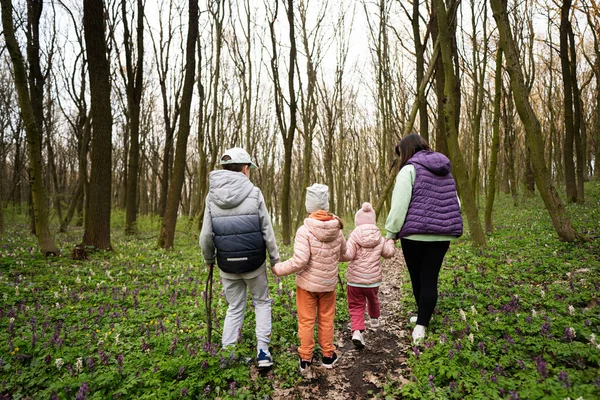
[342,202,396,348]
[272,183,346,372]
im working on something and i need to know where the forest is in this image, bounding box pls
[0,0,599,399]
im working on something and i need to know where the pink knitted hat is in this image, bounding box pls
[355,202,376,226]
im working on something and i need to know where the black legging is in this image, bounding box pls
[400,238,450,327]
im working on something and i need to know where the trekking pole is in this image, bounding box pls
[205,263,214,343]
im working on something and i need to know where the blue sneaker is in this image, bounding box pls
[257,349,273,368]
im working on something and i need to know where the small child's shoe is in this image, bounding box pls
[322,352,338,369]
[370,318,380,329]
[257,349,273,368]
[412,325,426,345]
[352,330,365,349]
[299,357,312,373]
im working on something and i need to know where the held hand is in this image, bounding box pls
[271,263,281,277]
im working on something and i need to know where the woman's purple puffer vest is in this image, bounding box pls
[398,150,463,238]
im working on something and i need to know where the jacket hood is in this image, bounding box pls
[208,169,254,209]
[304,217,341,243]
[408,150,451,176]
[352,224,382,248]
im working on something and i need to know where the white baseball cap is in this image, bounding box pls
[220,147,258,169]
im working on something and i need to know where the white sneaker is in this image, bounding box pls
[409,316,418,324]
[352,330,365,349]
[370,318,380,329]
[412,325,426,345]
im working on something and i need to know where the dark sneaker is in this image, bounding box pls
[299,357,312,373]
[257,349,273,368]
[322,352,338,369]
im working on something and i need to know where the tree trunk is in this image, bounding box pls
[124,0,145,234]
[1,0,58,256]
[491,0,578,242]
[158,0,198,249]
[431,5,449,156]
[560,0,577,202]
[412,0,428,141]
[433,0,486,247]
[282,0,297,244]
[567,23,584,203]
[485,47,502,234]
[83,0,113,250]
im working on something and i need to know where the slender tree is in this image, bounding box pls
[123,0,145,234]
[485,46,503,233]
[433,0,486,246]
[560,0,578,202]
[268,0,297,245]
[83,0,113,250]
[158,0,198,249]
[490,0,578,242]
[1,0,59,255]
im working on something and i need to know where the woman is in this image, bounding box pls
[385,133,463,345]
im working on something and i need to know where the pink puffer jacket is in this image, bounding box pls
[342,224,396,285]
[272,217,346,292]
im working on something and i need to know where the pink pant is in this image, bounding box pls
[347,285,380,331]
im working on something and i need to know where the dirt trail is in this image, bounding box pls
[271,251,412,399]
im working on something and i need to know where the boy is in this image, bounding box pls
[200,147,280,368]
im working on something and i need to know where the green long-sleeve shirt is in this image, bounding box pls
[384,165,460,242]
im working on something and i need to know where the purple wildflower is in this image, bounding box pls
[412,346,420,359]
[204,385,211,395]
[98,349,108,365]
[181,388,188,397]
[177,366,185,380]
[169,337,178,356]
[448,349,455,360]
[557,371,571,388]
[439,334,447,344]
[541,322,551,337]
[428,374,435,391]
[516,359,525,369]
[494,364,503,375]
[478,342,486,355]
[585,319,591,327]
[75,382,88,400]
[449,380,456,392]
[116,354,124,374]
[536,356,547,380]
[86,357,95,372]
[229,381,236,396]
[509,390,520,399]
[564,327,575,342]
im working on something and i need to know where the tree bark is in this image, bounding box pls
[1,0,58,256]
[490,0,578,242]
[83,0,113,250]
[560,0,577,202]
[124,0,145,234]
[567,22,584,203]
[158,0,198,249]
[485,47,502,234]
[412,0,428,141]
[433,0,486,247]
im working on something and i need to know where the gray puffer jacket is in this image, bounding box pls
[200,170,279,275]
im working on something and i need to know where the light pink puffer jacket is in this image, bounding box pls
[272,217,346,292]
[342,224,396,285]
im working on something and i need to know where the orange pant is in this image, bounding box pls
[296,287,336,360]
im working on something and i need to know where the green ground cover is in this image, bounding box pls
[0,181,599,399]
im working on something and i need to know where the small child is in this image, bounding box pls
[272,183,346,372]
[199,147,279,369]
[342,202,396,348]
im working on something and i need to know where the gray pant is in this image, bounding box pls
[221,270,271,352]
